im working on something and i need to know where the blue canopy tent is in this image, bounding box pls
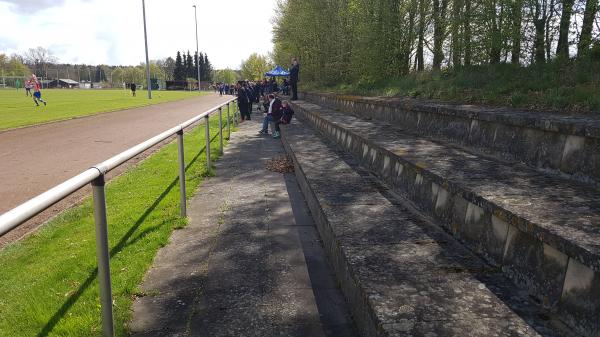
[265,65,290,77]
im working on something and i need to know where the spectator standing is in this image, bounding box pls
[289,58,299,100]
[246,83,254,113]
[130,83,137,97]
[237,82,251,121]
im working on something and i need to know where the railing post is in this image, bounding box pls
[218,107,223,155]
[233,100,238,127]
[227,102,231,140]
[177,130,186,217]
[204,115,211,170]
[91,175,115,337]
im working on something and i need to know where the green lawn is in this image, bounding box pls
[0,109,236,337]
[0,89,203,131]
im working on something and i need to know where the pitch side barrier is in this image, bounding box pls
[0,97,238,337]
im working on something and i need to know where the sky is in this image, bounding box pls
[0,0,278,69]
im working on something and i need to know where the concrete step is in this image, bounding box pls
[280,117,576,337]
[301,92,600,185]
[287,99,600,337]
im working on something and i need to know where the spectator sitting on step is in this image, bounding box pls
[272,101,293,140]
[259,94,281,135]
[271,96,284,139]
[279,100,294,125]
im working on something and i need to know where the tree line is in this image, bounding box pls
[173,51,213,82]
[0,47,214,87]
[211,53,272,84]
[240,53,273,81]
[272,0,600,85]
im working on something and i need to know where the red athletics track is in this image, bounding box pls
[0,93,233,245]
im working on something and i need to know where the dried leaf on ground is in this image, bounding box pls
[266,156,295,173]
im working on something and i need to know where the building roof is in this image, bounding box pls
[59,79,79,84]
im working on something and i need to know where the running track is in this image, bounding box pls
[0,93,233,216]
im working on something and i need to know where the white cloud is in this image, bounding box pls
[0,0,277,69]
[0,0,69,14]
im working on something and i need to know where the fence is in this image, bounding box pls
[0,97,239,337]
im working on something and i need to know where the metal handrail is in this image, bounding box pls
[0,96,238,337]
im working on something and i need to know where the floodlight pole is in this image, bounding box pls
[142,0,152,99]
[193,5,201,92]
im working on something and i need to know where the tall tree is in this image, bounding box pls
[23,47,57,77]
[531,0,549,63]
[159,57,175,81]
[203,53,212,81]
[0,53,30,77]
[416,0,427,71]
[185,51,194,79]
[463,0,473,66]
[432,0,449,70]
[240,53,271,80]
[213,68,239,84]
[578,0,598,57]
[451,0,464,67]
[174,51,184,81]
[182,51,188,77]
[556,0,575,58]
[544,0,557,60]
[401,0,419,74]
[193,51,199,81]
[511,0,524,63]
[488,0,505,64]
[198,52,204,81]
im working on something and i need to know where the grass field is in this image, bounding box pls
[0,111,235,336]
[0,89,203,131]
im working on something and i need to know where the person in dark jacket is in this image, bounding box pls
[237,82,250,121]
[246,83,254,113]
[253,83,261,103]
[271,96,284,139]
[272,100,294,139]
[289,58,299,100]
[279,100,294,124]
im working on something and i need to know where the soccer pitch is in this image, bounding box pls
[0,89,204,131]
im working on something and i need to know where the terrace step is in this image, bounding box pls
[287,99,600,337]
[280,117,575,337]
[301,92,600,185]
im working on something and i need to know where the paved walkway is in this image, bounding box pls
[129,108,356,336]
